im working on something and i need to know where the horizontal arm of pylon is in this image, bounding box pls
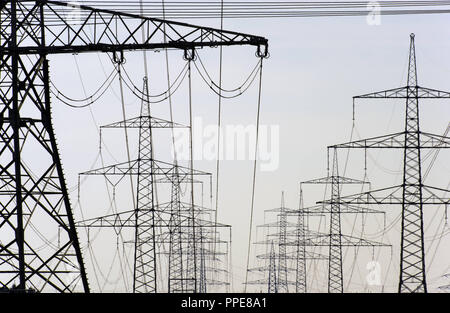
[354,86,450,99]
[318,184,450,205]
[329,131,450,149]
[247,266,296,273]
[159,250,227,256]
[266,229,323,239]
[101,116,188,129]
[154,233,228,245]
[156,201,215,213]
[416,86,450,98]
[256,251,327,260]
[206,279,231,286]
[284,234,390,247]
[75,209,231,229]
[243,279,297,286]
[256,221,298,228]
[286,203,384,215]
[6,0,267,55]
[301,176,369,185]
[79,159,210,177]
[154,177,204,184]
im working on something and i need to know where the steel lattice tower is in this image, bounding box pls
[0,0,267,292]
[268,241,278,293]
[299,172,388,293]
[400,33,425,293]
[295,189,307,293]
[79,89,227,293]
[277,193,288,293]
[329,149,343,293]
[133,77,157,293]
[325,34,450,293]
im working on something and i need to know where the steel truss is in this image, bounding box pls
[0,0,267,292]
[323,34,450,293]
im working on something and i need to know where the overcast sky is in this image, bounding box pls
[45,2,450,292]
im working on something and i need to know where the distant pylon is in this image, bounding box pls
[326,34,450,293]
[398,34,425,293]
[268,241,278,293]
[295,189,307,293]
[277,192,289,293]
[328,149,343,293]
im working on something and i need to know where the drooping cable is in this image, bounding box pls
[116,60,137,212]
[244,56,264,292]
[213,0,224,284]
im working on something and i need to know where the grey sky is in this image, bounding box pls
[46,4,450,292]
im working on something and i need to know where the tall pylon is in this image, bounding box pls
[133,77,157,293]
[399,33,426,293]
[326,34,450,293]
[268,241,278,293]
[277,192,288,293]
[0,0,267,292]
[328,149,343,293]
[300,173,388,293]
[295,189,307,293]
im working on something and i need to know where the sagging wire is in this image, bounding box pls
[50,67,118,108]
[193,55,262,99]
[244,54,266,292]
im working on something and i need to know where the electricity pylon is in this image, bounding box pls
[324,33,450,293]
[268,241,278,293]
[0,0,267,292]
[300,158,388,293]
[246,196,327,293]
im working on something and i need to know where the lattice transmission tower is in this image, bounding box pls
[324,33,450,293]
[300,151,389,293]
[0,0,267,293]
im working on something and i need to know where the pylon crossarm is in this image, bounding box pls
[79,159,210,178]
[266,229,322,239]
[286,203,383,214]
[330,132,405,149]
[354,86,450,98]
[318,184,450,205]
[420,131,450,148]
[248,266,296,273]
[285,208,325,217]
[153,234,228,245]
[244,278,272,285]
[75,209,135,230]
[354,86,409,98]
[257,251,327,260]
[101,116,188,129]
[244,278,297,286]
[264,206,294,213]
[76,208,230,229]
[417,86,450,98]
[301,176,369,185]
[284,234,389,247]
[329,131,450,149]
[205,279,231,286]
[159,250,227,256]
[422,185,450,204]
[154,177,204,184]
[256,221,298,228]
[155,201,215,213]
[4,0,267,55]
